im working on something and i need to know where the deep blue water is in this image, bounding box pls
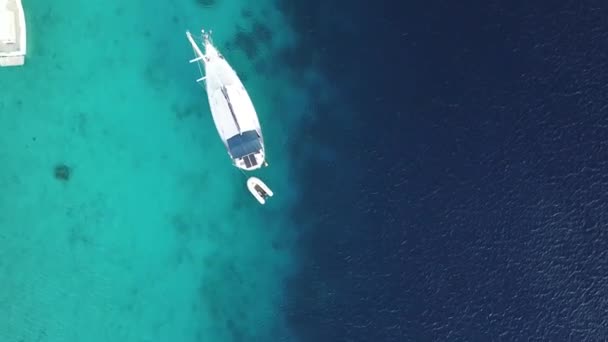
[280,1,608,341]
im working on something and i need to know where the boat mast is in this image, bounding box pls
[186,30,206,83]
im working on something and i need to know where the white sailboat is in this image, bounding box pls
[0,0,27,67]
[186,29,274,205]
[186,29,267,171]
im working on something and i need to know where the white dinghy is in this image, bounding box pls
[247,177,274,205]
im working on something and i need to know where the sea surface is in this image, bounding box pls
[1,0,608,341]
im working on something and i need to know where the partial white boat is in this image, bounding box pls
[0,0,26,67]
[247,177,274,205]
[186,29,267,171]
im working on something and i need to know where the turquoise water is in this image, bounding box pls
[0,1,319,340]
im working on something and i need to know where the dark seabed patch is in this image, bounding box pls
[195,0,216,8]
[254,60,267,74]
[241,8,253,18]
[196,254,253,340]
[251,21,273,44]
[143,63,169,92]
[232,29,259,60]
[172,102,201,120]
[54,164,71,181]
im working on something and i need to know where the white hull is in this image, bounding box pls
[186,29,266,171]
[0,0,26,67]
[247,177,274,205]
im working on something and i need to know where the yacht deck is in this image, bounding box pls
[0,0,26,66]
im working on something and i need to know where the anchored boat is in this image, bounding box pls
[186,29,274,204]
[186,29,267,171]
[0,0,27,67]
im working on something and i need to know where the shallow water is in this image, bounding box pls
[0,1,325,340]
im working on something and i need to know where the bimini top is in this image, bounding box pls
[227,130,262,159]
